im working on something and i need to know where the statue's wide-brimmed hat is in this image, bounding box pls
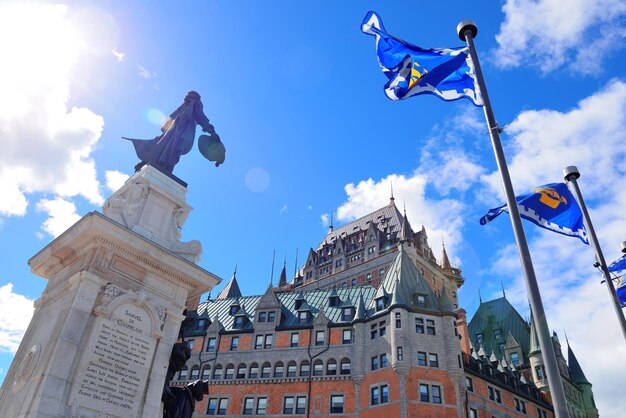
[198,134,226,167]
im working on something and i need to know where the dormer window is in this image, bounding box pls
[476,333,484,344]
[196,319,206,330]
[416,294,426,307]
[230,305,239,315]
[298,311,309,324]
[375,297,385,311]
[342,307,353,321]
[494,329,501,339]
[258,312,266,322]
[233,316,244,329]
[267,311,276,323]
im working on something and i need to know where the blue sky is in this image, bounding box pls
[0,1,625,415]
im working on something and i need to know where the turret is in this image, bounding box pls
[528,314,548,392]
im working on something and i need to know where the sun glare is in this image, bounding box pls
[0,2,82,119]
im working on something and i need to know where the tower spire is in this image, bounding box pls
[441,240,452,271]
[329,211,334,232]
[501,281,506,298]
[390,180,395,205]
[269,250,275,287]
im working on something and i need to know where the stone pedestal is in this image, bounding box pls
[0,166,221,418]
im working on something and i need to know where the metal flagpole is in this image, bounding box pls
[563,166,626,340]
[457,20,570,418]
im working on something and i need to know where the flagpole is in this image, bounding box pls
[563,166,626,340]
[457,20,570,418]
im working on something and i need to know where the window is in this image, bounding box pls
[469,408,478,418]
[342,329,352,344]
[207,398,218,415]
[426,319,436,335]
[207,337,216,352]
[316,330,325,346]
[397,346,404,361]
[511,352,520,366]
[190,366,199,380]
[371,355,379,371]
[336,259,342,267]
[535,365,545,380]
[419,384,429,402]
[416,317,425,334]
[417,294,426,307]
[340,358,351,375]
[236,364,246,379]
[243,398,254,415]
[368,245,376,254]
[326,359,337,375]
[466,377,474,392]
[380,353,388,368]
[261,362,271,378]
[298,311,308,323]
[264,334,273,349]
[224,364,234,379]
[258,312,266,322]
[476,333,483,344]
[494,329,501,339]
[330,395,344,413]
[255,335,264,349]
[218,398,228,415]
[274,362,284,378]
[233,316,244,329]
[230,305,239,315]
[342,308,353,321]
[351,278,356,286]
[488,386,502,403]
[230,336,239,351]
[300,360,310,376]
[287,361,297,377]
[290,332,299,347]
[537,408,548,418]
[431,385,442,404]
[249,363,259,379]
[256,397,267,415]
[375,298,384,311]
[379,268,385,276]
[429,353,439,367]
[371,321,386,339]
[417,352,427,366]
[212,365,222,380]
[179,366,188,380]
[201,366,211,380]
[367,273,372,283]
[267,311,276,322]
[371,384,389,405]
[313,360,323,376]
[395,312,401,328]
[283,396,307,415]
[515,398,527,414]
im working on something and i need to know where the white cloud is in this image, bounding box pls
[280,205,288,215]
[112,49,126,62]
[36,197,81,238]
[137,65,155,79]
[105,170,130,192]
[336,173,466,259]
[320,213,330,228]
[494,0,626,74]
[0,284,34,353]
[0,3,105,230]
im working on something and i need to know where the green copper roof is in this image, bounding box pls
[568,344,591,385]
[467,296,530,362]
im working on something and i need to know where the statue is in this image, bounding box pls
[124,91,225,175]
[163,380,209,418]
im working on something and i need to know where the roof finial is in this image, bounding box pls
[390,180,395,205]
[270,250,276,287]
[329,211,334,232]
[501,281,506,298]
[233,264,237,277]
[479,288,482,303]
[293,248,299,277]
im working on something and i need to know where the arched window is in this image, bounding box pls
[201,366,211,380]
[274,361,284,378]
[179,366,188,380]
[313,359,323,376]
[300,360,310,377]
[249,363,259,379]
[189,366,200,380]
[340,358,351,375]
[326,359,337,375]
[236,363,246,379]
[287,361,297,377]
[261,362,271,378]
[224,364,234,379]
[212,365,222,380]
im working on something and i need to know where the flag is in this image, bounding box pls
[480,183,588,244]
[361,11,482,106]
[608,254,626,273]
[616,276,626,307]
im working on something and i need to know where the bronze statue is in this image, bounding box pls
[124,91,225,175]
[163,380,209,418]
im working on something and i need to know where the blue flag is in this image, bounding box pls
[361,11,482,106]
[609,254,626,273]
[480,183,589,244]
[616,276,626,307]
